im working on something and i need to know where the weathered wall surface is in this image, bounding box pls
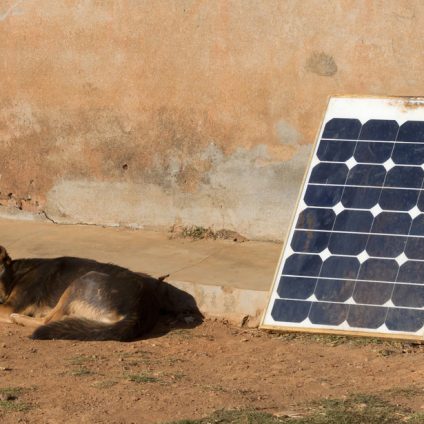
[1,0,423,240]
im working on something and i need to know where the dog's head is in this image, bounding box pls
[0,246,11,303]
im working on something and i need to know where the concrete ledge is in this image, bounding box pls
[169,280,268,327]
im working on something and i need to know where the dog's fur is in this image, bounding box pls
[0,246,165,341]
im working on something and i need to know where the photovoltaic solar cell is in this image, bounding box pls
[261,97,424,339]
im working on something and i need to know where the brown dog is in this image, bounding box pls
[0,246,164,341]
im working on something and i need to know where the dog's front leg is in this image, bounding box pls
[9,314,44,328]
[0,305,14,323]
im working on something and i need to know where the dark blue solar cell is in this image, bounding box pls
[315,279,355,302]
[347,305,387,329]
[346,164,386,186]
[317,140,356,162]
[417,195,424,212]
[354,142,393,163]
[398,261,424,284]
[366,235,407,258]
[309,302,348,326]
[410,216,424,235]
[296,208,336,230]
[276,276,316,299]
[359,120,399,141]
[341,187,380,209]
[392,284,424,308]
[271,299,311,323]
[321,256,359,279]
[386,308,424,332]
[353,281,393,305]
[405,238,424,260]
[282,254,322,277]
[309,163,348,184]
[379,189,419,211]
[322,118,362,139]
[291,230,330,253]
[385,166,424,188]
[392,144,424,165]
[328,233,368,255]
[333,210,373,232]
[398,121,424,142]
[304,185,343,207]
[358,259,398,282]
[371,212,411,235]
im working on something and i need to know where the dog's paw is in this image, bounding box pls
[9,313,19,324]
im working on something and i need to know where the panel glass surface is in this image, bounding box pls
[262,97,424,339]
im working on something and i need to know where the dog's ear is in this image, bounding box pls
[0,246,11,266]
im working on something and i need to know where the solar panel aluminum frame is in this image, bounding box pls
[261,95,424,341]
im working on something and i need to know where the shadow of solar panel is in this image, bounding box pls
[263,97,424,339]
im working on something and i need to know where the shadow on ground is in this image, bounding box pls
[146,280,204,340]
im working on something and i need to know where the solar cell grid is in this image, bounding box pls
[262,97,424,339]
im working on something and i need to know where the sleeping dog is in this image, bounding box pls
[0,246,166,341]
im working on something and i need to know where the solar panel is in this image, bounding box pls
[261,96,424,340]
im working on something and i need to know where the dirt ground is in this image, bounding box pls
[1,317,424,424]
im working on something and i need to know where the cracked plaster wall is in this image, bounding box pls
[1,1,423,240]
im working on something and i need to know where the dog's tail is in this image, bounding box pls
[31,313,157,341]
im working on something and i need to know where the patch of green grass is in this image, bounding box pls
[91,380,118,389]
[0,400,31,412]
[167,410,285,424]
[127,373,160,384]
[0,387,32,413]
[68,354,101,366]
[303,394,403,423]
[0,387,24,398]
[71,366,92,377]
[168,393,418,424]
[384,385,424,398]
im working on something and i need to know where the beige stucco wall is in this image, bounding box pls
[1,0,423,240]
